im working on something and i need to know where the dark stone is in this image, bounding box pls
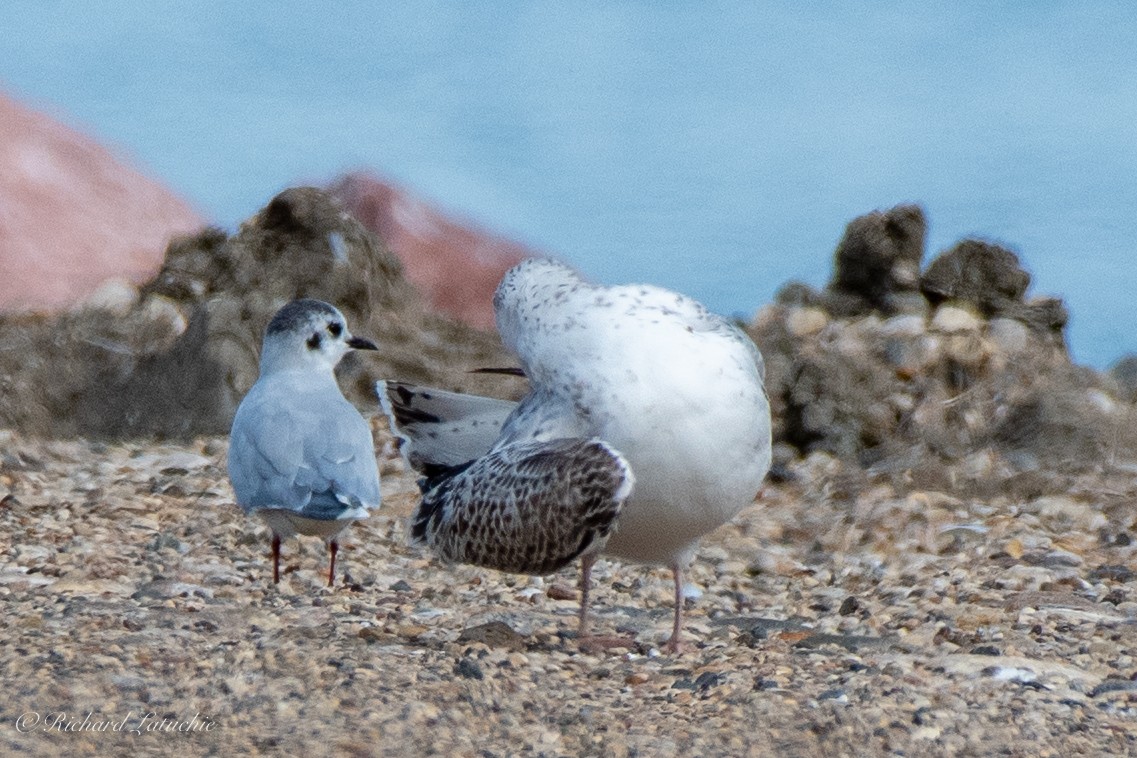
[454,657,484,680]
[694,672,722,692]
[1088,565,1135,583]
[826,204,926,316]
[775,281,823,308]
[1089,678,1137,698]
[1108,355,1137,402]
[919,239,1030,317]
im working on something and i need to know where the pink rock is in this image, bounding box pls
[330,172,534,330]
[0,93,204,313]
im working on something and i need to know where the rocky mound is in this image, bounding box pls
[2,193,1132,490]
[0,188,512,439]
[750,204,1135,491]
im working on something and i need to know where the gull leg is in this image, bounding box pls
[578,553,594,638]
[576,554,635,651]
[665,562,685,654]
[271,533,282,584]
[327,539,339,588]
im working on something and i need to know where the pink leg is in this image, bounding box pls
[272,534,282,584]
[578,553,595,638]
[327,540,339,588]
[665,563,684,654]
[576,555,635,651]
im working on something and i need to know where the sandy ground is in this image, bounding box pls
[1,423,1135,757]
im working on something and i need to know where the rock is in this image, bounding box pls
[457,621,526,650]
[1087,565,1135,584]
[879,314,926,337]
[0,92,204,314]
[329,172,532,330]
[1107,355,1137,402]
[775,281,824,307]
[1007,297,1069,333]
[0,186,511,438]
[81,278,140,316]
[453,658,484,680]
[987,317,1031,355]
[931,305,982,334]
[786,307,828,337]
[919,239,1031,317]
[825,203,926,316]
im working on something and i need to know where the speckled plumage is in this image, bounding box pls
[380,258,771,649]
[411,438,632,574]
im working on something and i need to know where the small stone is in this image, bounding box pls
[1088,565,1134,583]
[1005,538,1024,560]
[454,658,484,680]
[396,624,428,639]
[131,579,213,601]
[931,305,982,333]
[457,621,526,650]
[1089,679,1137,698]
[879,314,926,337]
[817,688,848,702]
[81,277,139,316]
[357,626,387,643]
[694,672,722,692]
[987,317,1031,354]
[786,307,828,337]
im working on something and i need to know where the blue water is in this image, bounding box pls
[2,2,1135,368]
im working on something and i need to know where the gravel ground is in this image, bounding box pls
[1,424,1135,757]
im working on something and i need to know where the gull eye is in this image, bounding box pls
[328,322,343,337]
[307,333,321,349]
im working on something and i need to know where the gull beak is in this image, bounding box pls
[346,335,379,351]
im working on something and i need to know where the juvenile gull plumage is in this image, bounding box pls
[380,259,771,650]
[229,299,381,587]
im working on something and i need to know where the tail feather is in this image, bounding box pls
[410,438,633,575]
[377,380,517,471]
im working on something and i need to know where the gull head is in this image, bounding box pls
[258,298,377,375]
[493,258,584,353]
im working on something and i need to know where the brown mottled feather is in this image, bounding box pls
[409,438,632,575]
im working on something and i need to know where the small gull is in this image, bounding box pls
[229,299,381,587]
[380,259,771,651]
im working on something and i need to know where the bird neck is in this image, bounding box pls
[259,343,339,378]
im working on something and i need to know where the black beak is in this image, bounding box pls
[469,367,526,377]
[347,335,379,351]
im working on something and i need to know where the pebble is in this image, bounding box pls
[1,435,1133,755]
[931,305,982,333]
[786,307,829,337]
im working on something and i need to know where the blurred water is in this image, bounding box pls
[1,2,1135,367]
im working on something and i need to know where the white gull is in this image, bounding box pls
[380,259,770,650]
